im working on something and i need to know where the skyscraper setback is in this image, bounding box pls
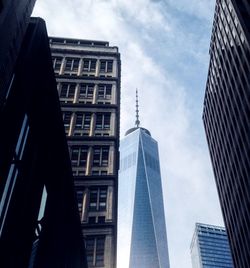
[50,37,121,268]
[118,94,170,268]
[203,0,250,267]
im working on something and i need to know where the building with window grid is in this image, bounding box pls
[202,0,250,267]
[190,223,234,268]
[50,37,120,268]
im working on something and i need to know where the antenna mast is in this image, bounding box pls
[135,89,140,128]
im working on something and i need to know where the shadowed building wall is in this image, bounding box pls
[0,18,87,268]
[0,0,36,108]
[203,0,250,267]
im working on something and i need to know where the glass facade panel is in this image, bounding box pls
[118,128,170,268]
[190,223,234,268]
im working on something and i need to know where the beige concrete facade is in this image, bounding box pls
[50,37,120,268]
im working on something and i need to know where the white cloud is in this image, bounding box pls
[32,1,223,267]
[167,0,216,21]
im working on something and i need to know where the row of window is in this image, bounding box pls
[89,187,107,212]
[77,187,108,214]
[77,187,111,225]
[52,57,114,74]
[63,112,112,137]
[60,83,112,99]
[59,83,113,105]
[70,146,109,168]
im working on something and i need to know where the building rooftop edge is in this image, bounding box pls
[195,222,226,230]
[49,36,120,49]
[125,127,151,137]
[190,222,226,250]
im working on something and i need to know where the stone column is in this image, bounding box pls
[68,112,75,136]
[93,84,98,104]
[106,186,113,222]
[60,57,66,75]
[108,145,115,174]
[110,112,116,137]
[74,83,80,104]
[96,59,100,77]
[112,59,117,77]
[104,234,114,268]
[78,58,83,76]
[111,84,116,105]
[86,147,93,175]
[81,188,89,222]
[90,113,96,136]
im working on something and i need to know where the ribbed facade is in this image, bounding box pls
[50,37,121,268]
[202,1,250,267]
[190,223,234,268]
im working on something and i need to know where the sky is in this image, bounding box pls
[32,0,224,267]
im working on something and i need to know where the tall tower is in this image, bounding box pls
[50,37,121,268]
[118,92,170,268]
[202,0,250,267]
[190,223,234,268]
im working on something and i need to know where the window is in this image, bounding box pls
[60,83,76,99]
[70,146,88,167]
[83,59,97,72]
[75,113,84,129]
[64,58,79,72]
[75,112,91,130]
[95,113,111,130]
[100,60,113,72]
[93,146,109,167]
[98,84,112,99]
[98,216,105,223]
[62,112,72,127]
[88,216,105,224]
[88,217,96,224]
[89,187,107,211]
[84,114,91,129]
[77,191,83,218]
[1,115,29,232]
[85,236,105,267]
[79,84,94,100]
[52,57,62,71]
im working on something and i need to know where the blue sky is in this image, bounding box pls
[33,0,223,267]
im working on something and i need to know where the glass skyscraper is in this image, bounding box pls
[190,223,234,268]
[118,125,170,268]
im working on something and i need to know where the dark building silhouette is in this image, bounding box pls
[0,0,36,108]
[203,1,250,267]
[50,37,121,268]
[0,18,87,268]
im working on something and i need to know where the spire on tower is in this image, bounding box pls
[135,89,140,128]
